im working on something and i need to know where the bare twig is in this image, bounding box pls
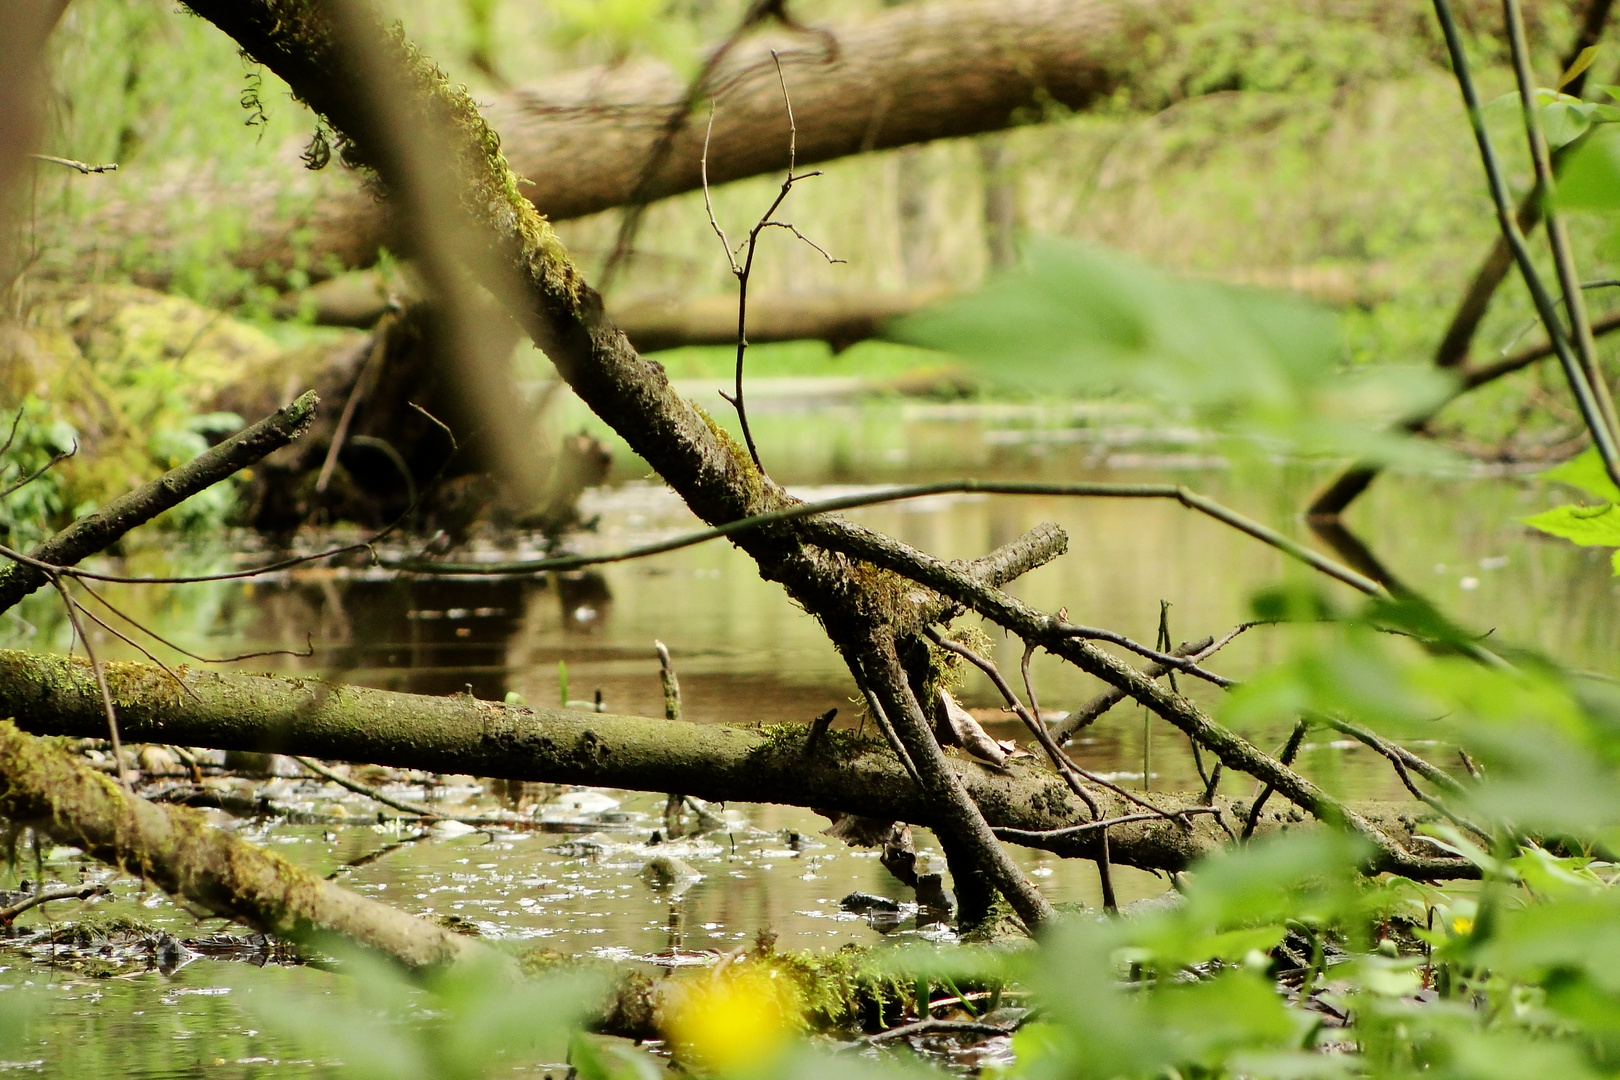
[316,326,389,495]
[993,807,1221,845]
[402,481,1380,597]
[0,442,76,502]
[928,627,1098,811]
[0,883,108,924]
[857,677,921,786]
[1242,720,1308,840]
[30,154,116,174]
[702,52,842,473]
[75,578,315,664]
[1315,715,1491,842]
[0,409,25,461]
[66,590,202,701]
[47,576,127,789]
[1431,0,1620,489]
[294,756,519,828]
[1056,622,1234,688]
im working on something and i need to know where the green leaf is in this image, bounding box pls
[1560,44,1602,91]
[1544,100,1600,149]
[1521,502,1620,550]
[1540,445,1620,501]
[1558,124,1620,212]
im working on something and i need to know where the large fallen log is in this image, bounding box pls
[70,0,1510,288]
[0,718,480,969]
[0,650,1452,877]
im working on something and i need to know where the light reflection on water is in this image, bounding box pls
[0,399,1614,1074]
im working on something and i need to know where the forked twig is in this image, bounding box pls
[701,51,843,473]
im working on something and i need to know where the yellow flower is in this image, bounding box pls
[666,965,800,1074]
[1451,916,1474,935]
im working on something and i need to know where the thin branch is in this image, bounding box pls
[400,481,1381,596]
[759,219,844,264]
[0,409,25,461]
[1318,716,1467,797]
[1242,720,1308,840]
[0,442,75,502]
[699,105,738,274]
[1503,0,1620,444]
[1054,622,1234,688]
[48,576,128,789]
[66,592,202,702]
[992,807,1221,845]
[0,883,108,924]
[30,154,116,174]
[294,756,520,828]
[316,327,389,495]
[703,51,839,474]
[1314,715,1492,843]
[931,627,1132,822]
[1431,0,1620,488]
[77,578,314,664]
[857,677,921,786]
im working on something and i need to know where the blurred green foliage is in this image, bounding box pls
[891,241,1458,465]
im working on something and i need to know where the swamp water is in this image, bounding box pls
[0,395,1615,1076]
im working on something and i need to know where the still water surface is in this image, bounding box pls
[1,397,1613,1075]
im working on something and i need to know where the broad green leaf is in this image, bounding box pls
[1558,123,1620,212]
[1485,89,1609,150]
[1520,501,1620,549]
[1540,445,1620,501]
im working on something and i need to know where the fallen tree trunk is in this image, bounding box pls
[74,0,1512,288]
[0,718,480,969]
[274,272,948,348]
[0,650,1454,878]
[87,0,1149,284]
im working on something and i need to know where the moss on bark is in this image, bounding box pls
[0,718,479,970]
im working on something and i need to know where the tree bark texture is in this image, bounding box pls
[0,718,480,969]
[0,650,1455,878]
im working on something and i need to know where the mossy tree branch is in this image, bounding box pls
[0,719,481,969]
[0,650,1473,880]
[0,391,319,613]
